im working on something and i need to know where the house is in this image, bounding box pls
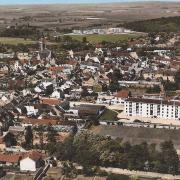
[22,106,38,116]
[17,53,31,61]
[80,61,100,73]
[96,94,114,104]
[20,151,43,172]
[77,104,106,118]
[40,97,61,106]
[97,90,130,105]
[0,52,14,59]
[34,82,53,95]
[143,70,175,82]
[21,118,59,126]
[113,90,130,105]
[82,77,96,88]
[0,154,21,167]
[0,136,5,151]
[8,126,25,134]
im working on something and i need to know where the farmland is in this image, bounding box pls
[69,34,138,43]
[0,37,36,45]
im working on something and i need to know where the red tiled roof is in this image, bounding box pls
[40,98,60,106]
[27,151,42,161]
[22,118,59,126]
[115,90,129,98]
[49,66,64,72]
[67,60,77,65]
[0,137,4,144]
[0,154,20,163]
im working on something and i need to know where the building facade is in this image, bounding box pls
[125,98,180,120]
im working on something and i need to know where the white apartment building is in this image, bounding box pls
[125,98,180,120]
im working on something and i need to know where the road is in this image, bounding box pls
[74,164,180,180]
[34,163,50,180]
[100,167,180,180]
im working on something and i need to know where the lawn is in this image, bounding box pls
[0,37,36,45]
[69,34,138,43]
[99,109,118,121]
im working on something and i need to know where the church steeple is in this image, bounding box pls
[39,37,47,52]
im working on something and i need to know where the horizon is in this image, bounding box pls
[0,0,179,5]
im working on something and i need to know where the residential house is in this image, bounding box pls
[20,151,43,172]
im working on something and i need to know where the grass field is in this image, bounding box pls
[98,109,118,121]
[0,37,35,45]
[69,34,139,43]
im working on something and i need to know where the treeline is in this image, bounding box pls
[123,16,180,33]
[49,132,179,175]
[164,69,180,91]
[0,25,40,39]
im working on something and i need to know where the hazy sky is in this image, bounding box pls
[0,0,179,5]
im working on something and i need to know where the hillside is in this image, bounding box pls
[91,125,180,153]
[124,16,180,33]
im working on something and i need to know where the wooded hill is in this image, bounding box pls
[123,16,180,33]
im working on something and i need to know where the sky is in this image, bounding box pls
[0,0,179,5]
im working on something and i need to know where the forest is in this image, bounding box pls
[123,16,180,33]
[47,132,180,175]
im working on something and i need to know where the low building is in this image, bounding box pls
[96,94,114,104]
[20,151,43,172]
[0,154,20,167]
[97,90,130,105]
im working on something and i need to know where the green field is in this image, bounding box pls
[69,34,138,43]
[0,37,36,45]
[98,109,118,121]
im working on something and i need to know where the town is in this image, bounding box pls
[0,3,179,180]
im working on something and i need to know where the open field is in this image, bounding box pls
[0,2,179,31]
[69,34,138,43]
[0,37,36,45]
[98,109,118,121]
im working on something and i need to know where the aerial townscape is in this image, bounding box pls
[0,1,179,180]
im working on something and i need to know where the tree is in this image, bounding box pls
[82,36,87,43]
[128,143,149,170]
[37,125,44,150]
[175,69,180,90]
[146,85,161,94]
[46,125,58,154]
[4,132,17,147]
[160,141,179,174]
[164,81,176,92]
[24,126,33,149]
[109,81,120,92]
[112,69,122,82]
[50,132,179,175]
[47,125,57,143]
[55,136,75,160]
[82,164,95,176]
[62,161,77,178]
[81,87,89,97]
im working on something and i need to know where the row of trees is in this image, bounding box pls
[50,132,179,175]
[4,124,61,152]
[0,25,40,39]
